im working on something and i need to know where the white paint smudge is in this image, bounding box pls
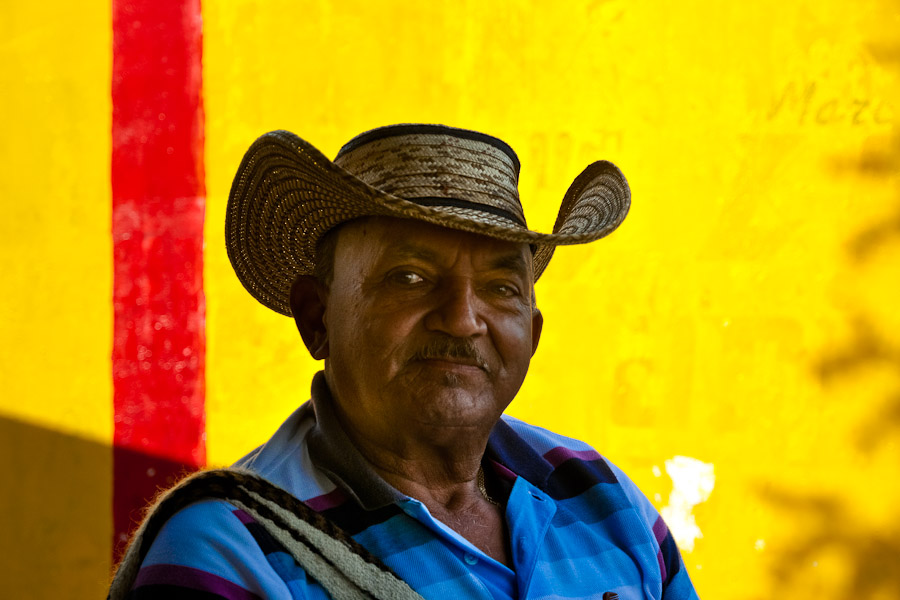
[660,455,715,552]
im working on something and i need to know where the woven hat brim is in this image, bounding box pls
[226,130,631,316]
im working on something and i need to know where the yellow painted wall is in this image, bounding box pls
[0,1,113,598]
[2,0,898,598]
[204,1,899,599]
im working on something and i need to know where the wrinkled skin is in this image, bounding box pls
[302,217,542,456]
[290,217,543,565]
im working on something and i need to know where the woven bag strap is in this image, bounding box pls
[108,468,424,600]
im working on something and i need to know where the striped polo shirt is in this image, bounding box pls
[131,373,699,599]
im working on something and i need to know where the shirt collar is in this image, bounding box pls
[305,370,554,510]
[306,371,406,510]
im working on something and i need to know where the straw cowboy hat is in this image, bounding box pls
[226,124,631,316]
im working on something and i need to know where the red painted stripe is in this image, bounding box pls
[111,0,205,561]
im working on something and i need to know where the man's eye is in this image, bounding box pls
[490,283,519,298]
[388,271,425,285]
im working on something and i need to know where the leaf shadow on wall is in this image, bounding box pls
[759,44,900,599]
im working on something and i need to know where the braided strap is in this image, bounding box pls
[108,468,424,600]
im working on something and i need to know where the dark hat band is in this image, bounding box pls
[410,197,526,228]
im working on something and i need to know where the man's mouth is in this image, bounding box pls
[420,356,485,369]
[409,338,489,372]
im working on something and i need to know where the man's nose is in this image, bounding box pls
[424,279,488,338]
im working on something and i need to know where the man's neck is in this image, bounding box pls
[327,390,513,567]
[346,428,512,568]
[335,404,489,502]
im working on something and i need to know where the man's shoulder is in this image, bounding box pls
[499,414,602,455]
[140,499,250,564]
[497,414,621,478]
[497,415,701,596]
[130,498,294,598]
[235,401,315,471]
[121,473,346,600]
[497,414,653,511]
[232,401,336,502]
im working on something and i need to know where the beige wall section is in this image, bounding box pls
[0,1,113,598]
[204,1,899,598]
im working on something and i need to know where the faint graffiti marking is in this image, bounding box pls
[768,81,894,126]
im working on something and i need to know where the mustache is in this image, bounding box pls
[408,337,489,371]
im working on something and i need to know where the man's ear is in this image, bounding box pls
[290,275,329,360]
[531,308,543,357]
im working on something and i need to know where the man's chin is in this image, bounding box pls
[406,371,489,401]
[435,371,466,388]
[385,367,510,427]
[405,360,489,386]
[407,388,503,427]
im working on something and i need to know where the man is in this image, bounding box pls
[110,125,699,599]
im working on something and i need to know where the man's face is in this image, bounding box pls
[321,217,542,445]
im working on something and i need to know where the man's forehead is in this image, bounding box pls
[390,240,531,273]
[340,217,534,273]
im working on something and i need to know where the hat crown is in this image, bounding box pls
[333,124,527,228]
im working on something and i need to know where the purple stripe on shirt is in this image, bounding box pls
[134,564,261,600]
[652,516,669,582]
[651,515,668,545]
[543,446,602,467]
[232,509,255,525]
[304,485,349,512]
[488,459,518,482]
[656,549,668,583]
